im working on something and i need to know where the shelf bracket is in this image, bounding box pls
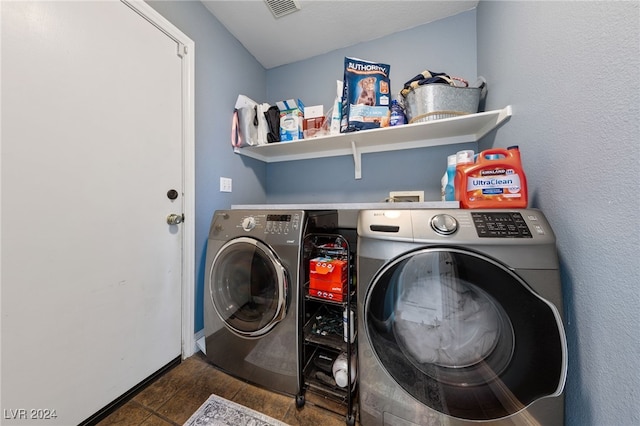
[350,141,361,179]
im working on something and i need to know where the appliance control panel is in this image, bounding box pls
[237,213,301,235]
[211,210,312,244]
[361,209,553,244]
[265,213,300,235]
[471,212,532,238]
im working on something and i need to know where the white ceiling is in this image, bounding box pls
[201,0,479,69]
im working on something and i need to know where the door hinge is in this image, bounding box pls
[177,43,187,58]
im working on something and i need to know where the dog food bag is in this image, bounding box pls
[341,57,391,132]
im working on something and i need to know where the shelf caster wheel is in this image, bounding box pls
[295,394,305,409]
[346,414,356,426]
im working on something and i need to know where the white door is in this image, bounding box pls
[1,1,193,424]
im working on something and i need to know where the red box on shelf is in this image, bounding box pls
[308,283,348,302]
[309,257,348,302]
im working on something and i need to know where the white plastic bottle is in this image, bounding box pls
[330,80,343,135]
[444,154,457,201]
[332,351,357,388]
[454,149,475,201]
[440,172,447,201]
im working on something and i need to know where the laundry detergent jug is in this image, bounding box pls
[455,147,528,209]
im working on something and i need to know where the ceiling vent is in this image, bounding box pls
[264,0,301,19]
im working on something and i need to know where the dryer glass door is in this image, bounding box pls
[210,237,288,338]
[365,248,566,421]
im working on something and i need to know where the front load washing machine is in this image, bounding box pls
[204,209,337,396]
[357,209,567,425]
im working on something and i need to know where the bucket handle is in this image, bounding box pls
[474,76,488,100]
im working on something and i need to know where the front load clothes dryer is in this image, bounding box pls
[357,209,567,426]
[204,209,337,396]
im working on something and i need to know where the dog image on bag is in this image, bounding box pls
[341,57,391,132]
[357,77,377,106]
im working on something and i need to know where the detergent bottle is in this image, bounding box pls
[453,150,475,201]
[456,147,528,209]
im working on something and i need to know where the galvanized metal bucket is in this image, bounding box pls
[403,82,485,123]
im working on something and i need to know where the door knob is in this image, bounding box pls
[167,214,183,225]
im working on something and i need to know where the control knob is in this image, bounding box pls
[430,214,458,235]
[242,216,256,231]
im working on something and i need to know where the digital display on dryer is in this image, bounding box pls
[266,214,291,222]
[471,212,532,238]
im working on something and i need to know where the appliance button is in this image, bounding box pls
[431,214,458,235]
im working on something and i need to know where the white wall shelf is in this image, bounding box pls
[234,106,512,179]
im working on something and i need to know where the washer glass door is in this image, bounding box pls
[365,248,566,421]
[210,237,288,338]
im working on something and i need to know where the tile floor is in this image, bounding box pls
[97,352,358,426]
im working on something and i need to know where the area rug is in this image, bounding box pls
[183,394,290,426]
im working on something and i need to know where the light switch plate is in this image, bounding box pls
[220,177,232,193]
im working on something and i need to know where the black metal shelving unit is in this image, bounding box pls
[296,233,357,426]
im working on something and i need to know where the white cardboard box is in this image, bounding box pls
[304,104,323,119]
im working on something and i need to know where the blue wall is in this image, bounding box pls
[265,10,478,203]
[476,1,639,425]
